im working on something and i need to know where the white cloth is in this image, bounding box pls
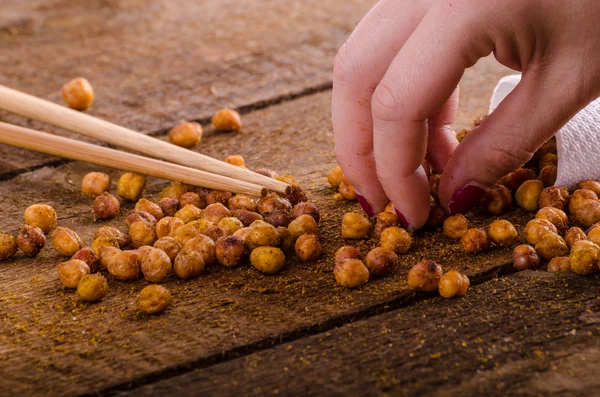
[489,74,600,190]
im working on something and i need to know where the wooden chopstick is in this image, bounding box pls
[0,84,289,194]
[0,122,267,196]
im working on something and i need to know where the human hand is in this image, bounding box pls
[333,0,600,229]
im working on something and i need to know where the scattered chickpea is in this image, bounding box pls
[292,202,320,224]
[155,217,185,239]
[488,220,519,247]
[429,174,441,198]
[159,182,188,201]
[117,173,146,202]
[427,198,447,226]
[225,155,245,167]
[107,250,141,280]
[178,192,203,210]
[294,234,322,262]
[93,237,120,260]
[137,285,172,315]
[98,246,121,269]
[335,246,362,266]
[374,212,399,238]
[328,166,344,188]
[206,190,233,207]
[183,234,216,266]
[187,219,214,235]
[512,244,540,270]
[334,259,369,288]
[250,246,286,274]
[72,247,101,273]
[173,249,205,279]
[24,203,57,233]
[174,204,203,224]
[232,209,263,227]
[364,247,397,277]
[52,227,84,256]
[233,227,252,241]
[158,198,179,217]
[129,221,157,248]
[535,138,557,160]
[168,222,198,247]
[535,233,568,260]
[547,257,571,273]
[212,108,242,131]
[216,236,246,267]
[153,237,182,262]
[287,184,309,207]
[407,260,443,292]
[126,210,157,227]
[0,233,18,260]
[341,212,370,239]
[443,214,468,240]
[535,207,568,234]
[204,226,227,242]
[538,152,558,170]
[202,203,232,224]
[77,273,108,302]
[244,222,281,251]
[456,128,469,142]
[524,219,557,245]
[93,192,121,221]
[262,210,292,228]
[380,226,412,255]
[338,176,356,200]
[570,240,600,275]
[587,228,600,246]
[140,248,172,283]
[228,195,258,212]
[482,184,512,215]
[438,271,470,299]
[94,226,128,248]
[577,180,600,197]
[499,168,536,192]
[276,174,299,186]
[538,165,557,187]
[515,179,544,212]
[81,172,111,198]
[135,198,164,220]
[254,168,278,179]
[461,228,490,253]
[217,217,244,235]
[574,199,600,227]
[57,259,90,288]
[257,193,292,216]
[569,189,598,214]
[539,186,569,211]
[61,77,94,110]
[565,227,587,249]
[137,245,153,260]
[168,121,202,149]
[288,214,319,241]
[17,225,46,257]
[276,227,294,252]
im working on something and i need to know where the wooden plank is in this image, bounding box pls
[0,0,376,174]
[0,86,523,397]
[125,271,600,397]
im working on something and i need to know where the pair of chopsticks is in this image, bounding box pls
[0,84,289,196]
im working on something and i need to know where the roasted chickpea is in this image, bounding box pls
[407,260,443,292]
[574,199,600,227]
[117,173,146,201]
[158,197,179,217]
[77,273,108,302]
[137,285,172,314]
[140,248,172,283]
[108,250,141,280]
[334,259,369,288]
[338,176,356,200]
[538,165,557,187]
[61,77,94,110]
[461,228,490,253]
[429,174,441,198]
[17,225,45,257]
[0,233,18,260]
[569,189,598,214]
[173,249,205,279]
[515,179,544,212]
[178,192,203,210]
[443,214,468,240]
[187,219,214,234]
[426,198,447,226]
[438,271,470,298]
[276,227,293,252]
[364,247,397,277]
[499,168,537,192]
[81,172,111,198]
[535,138,557,160]
[24,203,57,233]
[335,246,362,266]
[341,212,370,239]
[228,195,258,212]
[232,209,263,227]
[51,227,84,256]
[254,168,278,179]
[233,227,252,241]
[291,202,320,224]
[374,212,399,238]
[328,165,344,188]
[93,238,120,261]
[125,211,157,227]
[570,240,600,275]
[577,180,600,196]
[276,174,299,186]
[159,182,188,200]
[155,217,185,239]
[183,234,216,266]
[225,155,245,167]
[57,259,90,288]
[535,233,568,260]
[547,257,570,273]
[212,108,242,131]
[153,237,182,262]
[170,223,200,245]
[98,246,121,269]
[587,228,600,246]
[257,194,292,216]
[513,244,540,270]
[215,236,246,267]
[456,128,469,142]
[217,217,244,235]
[482,184,512,215]
[204,226,227,242]
[565,227,587,249]
[244,222,281,251]
[294,234,322,262]
[72,247,101,273]
[285,214,317,241]
[202,203,232,224]
[380,226,412,254]
[206,190,233,207]
[94,226,128,248]
[174,204,203,224]
[263,210,293,228]
[250,246,286,274]
[535,207,568,234]
[93,192,120,221]
[524,219,558,245]
[537,152,557,170]
[129,221,156,248]
[168,121,202,148]
[539,186,569,211]
[488,220,519,247]
[135,198,164,220]
[136,245,153,260]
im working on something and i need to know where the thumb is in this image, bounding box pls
[438,65,588,214]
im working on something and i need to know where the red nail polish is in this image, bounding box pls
[355,192,375,218]
[448,184,486,215]
[394,207,410,230]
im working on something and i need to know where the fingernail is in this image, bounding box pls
[394,207,411,230]
[355,191,375,218]
[448,183,486,215]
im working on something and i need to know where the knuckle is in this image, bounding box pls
[485,144,533,178]
[333,41,363,86]
[371,80,407,123]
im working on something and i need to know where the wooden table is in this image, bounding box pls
[1,1,598,396]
